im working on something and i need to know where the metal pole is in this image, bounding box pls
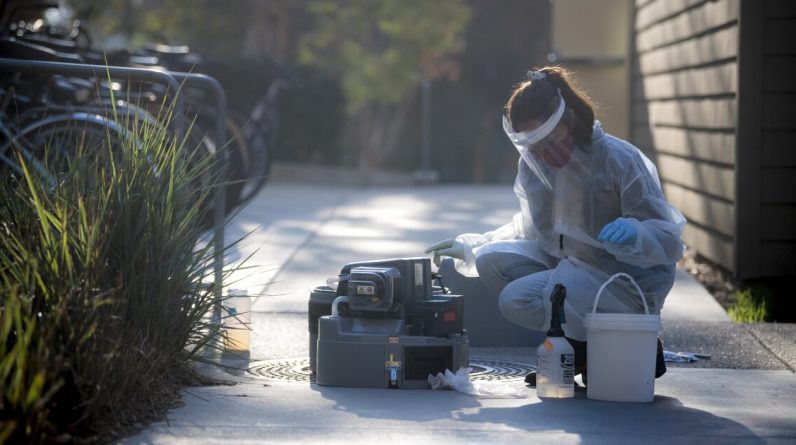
[415,77,437,183]
[421,78,431,171]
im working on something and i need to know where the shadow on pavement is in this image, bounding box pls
[312,386,765,443]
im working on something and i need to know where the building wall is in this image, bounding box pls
[630,0,740,271]
[551,0,631,140]
[631,0,796,279]
[752,1,796,277]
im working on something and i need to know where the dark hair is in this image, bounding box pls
[504,65,597,147]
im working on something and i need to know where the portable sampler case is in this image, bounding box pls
[309,257,469,389]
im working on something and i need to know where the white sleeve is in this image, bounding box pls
[451,169,531,276]
[604,163,686,268]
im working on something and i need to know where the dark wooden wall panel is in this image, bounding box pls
[637,98,736,128]
[763,18,796,54]
[636,0,738,52]
[636,0,709,30]
[761,169,796,204]
[655,154,735,201]
[633,0,796,279]
[763,93,796,129]
[637,25,737,75]
[764,56,796,91]
[762,131,796,166]
[631,0,740,271]
[663,182,734,236]
[760,205,796,239]
[734,0,764,278]
[760,242,796,276]
[633,125,735,165]
[764,0,796,17]
[633,63,737,100]
[756,2,796,279]
[682,223,734,270]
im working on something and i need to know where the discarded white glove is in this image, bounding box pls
[428,368,527,399]
[424,238,466,267]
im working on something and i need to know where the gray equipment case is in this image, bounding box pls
[311,257,469,389]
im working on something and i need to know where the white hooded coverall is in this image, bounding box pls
[452,121,685,341]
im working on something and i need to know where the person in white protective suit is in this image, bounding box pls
[425,66,686,385]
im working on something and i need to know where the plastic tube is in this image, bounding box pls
[331,295,349,318]
[326,273,349,289]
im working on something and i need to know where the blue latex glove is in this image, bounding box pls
[598,218,638,245]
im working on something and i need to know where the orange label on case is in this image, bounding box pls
[543,339,554,351]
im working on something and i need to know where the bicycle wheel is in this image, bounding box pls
[0,112,128,187]
[221,112,249,211]
[189,105,256,215]
[228,110,270,207]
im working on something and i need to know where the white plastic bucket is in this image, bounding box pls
[584,273,661,403]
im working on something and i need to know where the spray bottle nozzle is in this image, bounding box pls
[547,283,567,337]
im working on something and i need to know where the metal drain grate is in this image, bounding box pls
[247,358,534,383]
[248,358,312,383]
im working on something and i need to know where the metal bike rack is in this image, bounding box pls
[0,58,228,320]
[0,58,184,133]
[166,72,228,324]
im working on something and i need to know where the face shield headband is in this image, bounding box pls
[502,90,566,190]
[502,90,566,148]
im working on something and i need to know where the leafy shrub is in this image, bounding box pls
[0,105,225,443]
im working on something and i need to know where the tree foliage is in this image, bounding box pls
[72,0,248,55]
[298,0,471,110]
[67,0,553,178]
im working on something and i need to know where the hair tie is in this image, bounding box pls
[527,70,547,81]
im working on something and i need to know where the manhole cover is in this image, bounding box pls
[248,358,312,383]
[247,358,534,383]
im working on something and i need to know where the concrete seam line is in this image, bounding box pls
[742,325,795,373]
[261,191,351,294]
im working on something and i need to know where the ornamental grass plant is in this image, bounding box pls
[0,97,231,443]
[728,288,772,323]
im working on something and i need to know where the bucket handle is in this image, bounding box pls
[591,272,649,316]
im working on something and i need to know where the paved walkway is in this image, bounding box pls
[122,178,796,444]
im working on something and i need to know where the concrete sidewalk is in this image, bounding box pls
[122,181,796,444]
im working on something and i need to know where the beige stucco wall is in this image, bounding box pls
[550,0,631,139]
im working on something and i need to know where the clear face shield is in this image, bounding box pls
[502,91,573,190]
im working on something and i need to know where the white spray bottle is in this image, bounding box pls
[536,283,575,398]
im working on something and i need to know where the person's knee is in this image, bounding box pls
[497,291,517,318]
[474,253,497,279]
[497,284,546,330]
